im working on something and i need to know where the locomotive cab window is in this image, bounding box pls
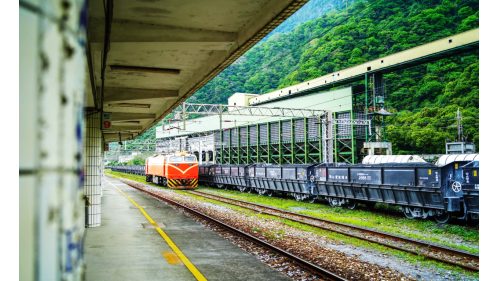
[169,156,183,162]
[184,156,197,162]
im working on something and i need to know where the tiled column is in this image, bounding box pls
[84,110,102,227]
[19,0,87,280]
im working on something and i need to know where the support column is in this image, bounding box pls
[198,143,201,161]
[219,105,223,163]
[325,111,333,163]
[84,111,102,228]
[257,125,260,162]
[350,110,357,164]
[267,123,271,163]
[20,1,87,279]
[246,125,250,164]
[101,138,105,196]
[291,119,295,164]
[365,73,369,142]
[228,128,232,164]
[304,118,308,163]
[333,112,338,163]
[278,120,282,165]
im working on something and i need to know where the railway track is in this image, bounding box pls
[188,190,479,272]
[119,179,348,281]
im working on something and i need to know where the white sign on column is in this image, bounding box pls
[103,112,112,130]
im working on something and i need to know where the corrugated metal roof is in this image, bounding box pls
[156,87,353,139]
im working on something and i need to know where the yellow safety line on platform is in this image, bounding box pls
[105,179,207,281]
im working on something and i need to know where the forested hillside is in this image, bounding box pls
[262,0,344,40]
[136,0,479,155]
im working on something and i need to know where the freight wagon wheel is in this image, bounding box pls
[345,200,357,210]
[434,212,451,224]
[293,193,303,201]
[216,184,224,189]
[307,196,316,204]
[257,188,267,196]
[364,201,377,209]
[403,208,415,220]
[327,197,339,207]
[238,186,247,193]
[267,191,274,197]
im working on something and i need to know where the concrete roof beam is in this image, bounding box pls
[107,125,143,132]
[89,18,238,51]
[112,113,156,121]
[103,132,137,142]
[103,87,178,102]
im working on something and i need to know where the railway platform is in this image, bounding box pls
[83,176,291,281]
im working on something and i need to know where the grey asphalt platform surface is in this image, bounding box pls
[84,176,291,281]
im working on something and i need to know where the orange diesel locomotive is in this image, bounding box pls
[145,151,198,189]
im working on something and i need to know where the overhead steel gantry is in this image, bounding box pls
[107,140,156,152]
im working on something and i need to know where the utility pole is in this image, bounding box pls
[457,108,462,142]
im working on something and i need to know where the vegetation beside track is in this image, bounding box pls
[106,170,479,278]
[196,186,479,254]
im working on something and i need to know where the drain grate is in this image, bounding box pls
[142,222,165,229]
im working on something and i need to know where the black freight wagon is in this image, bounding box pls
[248,164,317,201]
[313,162,475,223]
[198,164,215,186]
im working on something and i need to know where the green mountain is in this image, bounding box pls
[138,0,479,155]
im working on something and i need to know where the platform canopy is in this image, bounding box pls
[85,0,308,143]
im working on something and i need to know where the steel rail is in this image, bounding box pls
[122,181,348,281]
[189,190,479,272]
